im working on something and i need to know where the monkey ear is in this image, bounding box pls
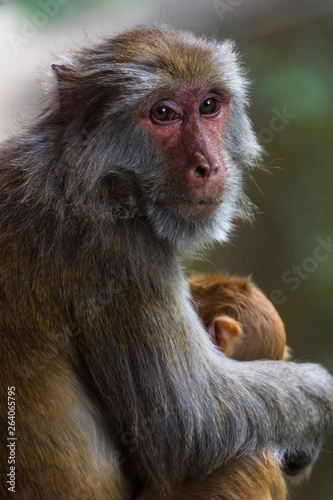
[51,63,79,119]
[51,63,66,74]
[51,63,74,83]
[208,316,242,356]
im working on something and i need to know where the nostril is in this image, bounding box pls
[194,166,208,178]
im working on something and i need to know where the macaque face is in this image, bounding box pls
[140,86,231,221]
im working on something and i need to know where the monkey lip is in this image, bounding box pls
[173,198,222,217]
[178,198,221,210]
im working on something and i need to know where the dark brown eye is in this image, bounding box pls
[152,106,179,122]
[199,98,221,115]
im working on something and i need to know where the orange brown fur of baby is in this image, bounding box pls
[189,273,288,361]
[140,450,286,499]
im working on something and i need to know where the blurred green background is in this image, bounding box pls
[1,0,332,498]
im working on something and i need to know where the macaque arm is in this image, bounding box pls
[72,236,333,491]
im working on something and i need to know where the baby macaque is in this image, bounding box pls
[189,273,290,361]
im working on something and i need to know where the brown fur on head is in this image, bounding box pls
[189,273,286,361]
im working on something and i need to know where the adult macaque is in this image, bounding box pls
[0,26,333,500]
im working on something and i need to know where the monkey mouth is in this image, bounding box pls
[178,198,222,210]
[171,197,223,219]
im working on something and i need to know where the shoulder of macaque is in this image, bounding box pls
[188,273,287,361]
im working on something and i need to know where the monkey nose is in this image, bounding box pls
[192,155,220,179]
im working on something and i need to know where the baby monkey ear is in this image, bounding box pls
[208,316,242,356]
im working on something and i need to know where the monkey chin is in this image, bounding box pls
[147,193,236,253]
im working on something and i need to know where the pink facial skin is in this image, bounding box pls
[140,85,231,220]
